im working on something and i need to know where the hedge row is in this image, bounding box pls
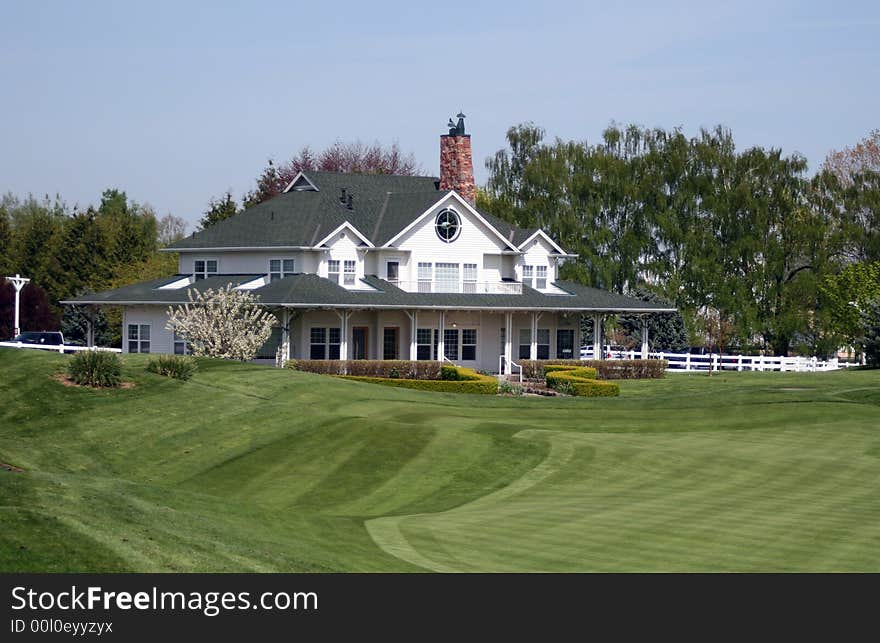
[544,366,620,397]
[543,364,597,379]
[339,367,498,394]
[521,359,666,380]
[285,359,442,380]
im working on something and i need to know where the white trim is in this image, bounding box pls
[63,299,675,312]
[157,275,194,290]
[162,246,323,253]
[383,192,518,250]
[313,221,375,248]
[518,229,567,255]
[235,276,269,290]
[282,171,319,194]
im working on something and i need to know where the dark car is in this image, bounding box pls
[12,331,65,346]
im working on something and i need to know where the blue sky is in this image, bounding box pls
[1,0,878,229]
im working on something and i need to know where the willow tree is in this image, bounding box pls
[480,122,837,354]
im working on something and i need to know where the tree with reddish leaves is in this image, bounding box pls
[242,140,422,208]
[824,129,880,185]
[0,281,59,340]
[823,130,880,263]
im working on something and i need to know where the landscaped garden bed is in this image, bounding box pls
[285,359,498,394]
[520,359,667,381]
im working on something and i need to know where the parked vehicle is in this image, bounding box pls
[8,331,78,354]
[12,331,64,346]
[579,344,628,360]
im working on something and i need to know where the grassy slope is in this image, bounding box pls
[1,348,878,572]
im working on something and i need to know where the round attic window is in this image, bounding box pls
[435,208,461,243]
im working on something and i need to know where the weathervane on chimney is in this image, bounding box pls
[446,112,466,136]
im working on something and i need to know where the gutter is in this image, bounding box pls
[60,299,676,313]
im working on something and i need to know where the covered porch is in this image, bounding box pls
[275,307,657,375]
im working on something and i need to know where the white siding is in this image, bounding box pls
[518,237,558,292]
[396,196,508,285]
[178,251,316,276]
[320,230,374,289]
[122,306,175,354]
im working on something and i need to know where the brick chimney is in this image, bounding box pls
[439,112,475,204]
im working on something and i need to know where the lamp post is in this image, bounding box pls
[5,274,30,337]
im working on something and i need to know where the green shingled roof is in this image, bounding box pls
[167,170,540,250]
[63,273,675,312]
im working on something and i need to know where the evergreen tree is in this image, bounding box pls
[199,192,238,230]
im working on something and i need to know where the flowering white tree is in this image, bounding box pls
[166,285,277,361]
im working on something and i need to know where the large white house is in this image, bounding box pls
[65,115,673,374]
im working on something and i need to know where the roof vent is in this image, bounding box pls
[339,188,347,204]
[346,194,354,210]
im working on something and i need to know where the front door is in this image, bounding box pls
[352,327,368,360]
[383,327,399,360]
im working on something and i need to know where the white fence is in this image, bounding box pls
[0,341,121,354]
[580,347,855,373]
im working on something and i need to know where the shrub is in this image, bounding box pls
[67,350,122,388]
[440,365,460,380]
[543,364,597,379]
[498,380,524,396]
[286,360,442,379]
[337,365,497,394]
[522,359,666,381]
[340,369,498,394]
[146,354,197,381]
[544,365,620,397]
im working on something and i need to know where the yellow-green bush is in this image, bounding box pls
[545,365,619,397]
[338,366,497,394]
[543,364,597,379]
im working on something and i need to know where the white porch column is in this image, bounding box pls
[529,312,538,361]
[437,311,445,361]
[592,313,603,359]
[280,308,290,365]
[86,307,95,348]
[641,318,649,359]
[504,312,513,375]
[335,309,351,361]
[406,310,418,361]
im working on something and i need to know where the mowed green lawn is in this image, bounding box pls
[1,348,879,572]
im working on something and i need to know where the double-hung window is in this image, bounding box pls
[128,324,150,354]
[172,331,188,355]
[343,260,356,286]
[463,264,477,293]
[535,266,548,290]
[461,329,477,360]
[269,258,295,282]
[436,263,459,292]
[518,328,531,360]
[418,263,433,292]
[193,259,218,281]
[416,328,433,360]
[327,328,341,360]
[522,265,534,288]
[386,261,399,284]
[310,327,341,360]
[537,328,550,360]
[327,260,340,284]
